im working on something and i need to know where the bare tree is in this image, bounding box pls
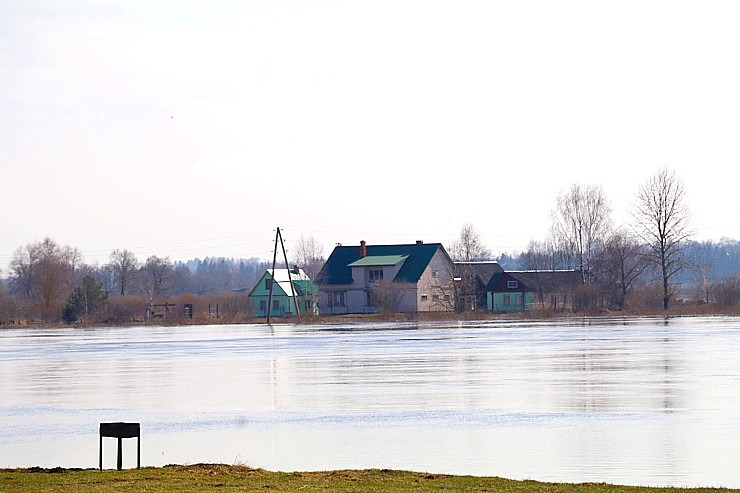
[593,229,649,310]
[370,279,405,313]
[520,238,568,272]
[0,277,22,324]
[108,249,140,296]
[552,183,612,284]
[293,234,325,281]
[449,224,493,312]
[7,238,82,321]
[8,238,78,316]
[632,167,693,310]
[711,274,740,309]
[692,245,714,304]
[9,245,36,300]
[429,261,458,312]
[141,255,174,299]
[63,246,82,287]
[450,223,492,262]
[292,235,325,315]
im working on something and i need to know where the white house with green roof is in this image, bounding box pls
[315,240,455,314]
[248,267,317,318]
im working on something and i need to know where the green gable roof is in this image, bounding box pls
[317,243,447,285]
[347,255,408,267]
[247,269,313,298]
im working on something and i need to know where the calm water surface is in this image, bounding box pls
[1,316,739,487]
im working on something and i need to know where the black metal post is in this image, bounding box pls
[99,422,140,471]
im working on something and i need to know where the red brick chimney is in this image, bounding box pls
[360,240,367,258]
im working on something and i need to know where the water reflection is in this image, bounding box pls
[1,317,739,486]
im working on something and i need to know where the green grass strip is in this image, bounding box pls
[1,465,737,493]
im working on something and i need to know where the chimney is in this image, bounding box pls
[293,265,300,274]
[360,240,367,258]
[416,240,423,244]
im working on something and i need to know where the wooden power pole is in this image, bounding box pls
[267,227,301,323]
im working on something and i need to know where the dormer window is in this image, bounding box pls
[369,269,383,282]
[507,280,518,289]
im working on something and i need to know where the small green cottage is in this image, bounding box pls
[486,270,583,312]
[248,266,317,318]
[486,271,535,313]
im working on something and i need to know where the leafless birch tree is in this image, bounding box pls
[552,183,611,284]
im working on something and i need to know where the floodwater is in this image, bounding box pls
[1,317,739,487]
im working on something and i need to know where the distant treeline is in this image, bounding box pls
[0,237,737,325]
[497,238,739,282]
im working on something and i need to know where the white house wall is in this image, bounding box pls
[416,249,455,312]
[346,288,366,313]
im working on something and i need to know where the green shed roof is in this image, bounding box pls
[347,255,408,267]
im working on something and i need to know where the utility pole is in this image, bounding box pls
[267,227,301,323]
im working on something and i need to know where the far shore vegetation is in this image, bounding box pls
[2,465,739,493]
[1,234,738,329]
[2,169,738,327]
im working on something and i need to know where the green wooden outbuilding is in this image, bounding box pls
[486,271,535,312]
[248,267,317,318]
[486,270,583,312]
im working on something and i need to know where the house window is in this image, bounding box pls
[421,294,428,302]
[365,290,374,306]
[432,270,438,278]
[259,300,266,311]
[273,300,280,310]
[432,294,440,302]
[265,278,273,291]
[504,294,511,306]
[329,291,346,307]
[369,269,383,282]
[444,294,450,302]
[507,280,518,289]
[514,294,521,306]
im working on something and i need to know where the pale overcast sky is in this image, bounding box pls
[2,1,739,267]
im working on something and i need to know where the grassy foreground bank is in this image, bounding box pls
[1,465,737,493]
